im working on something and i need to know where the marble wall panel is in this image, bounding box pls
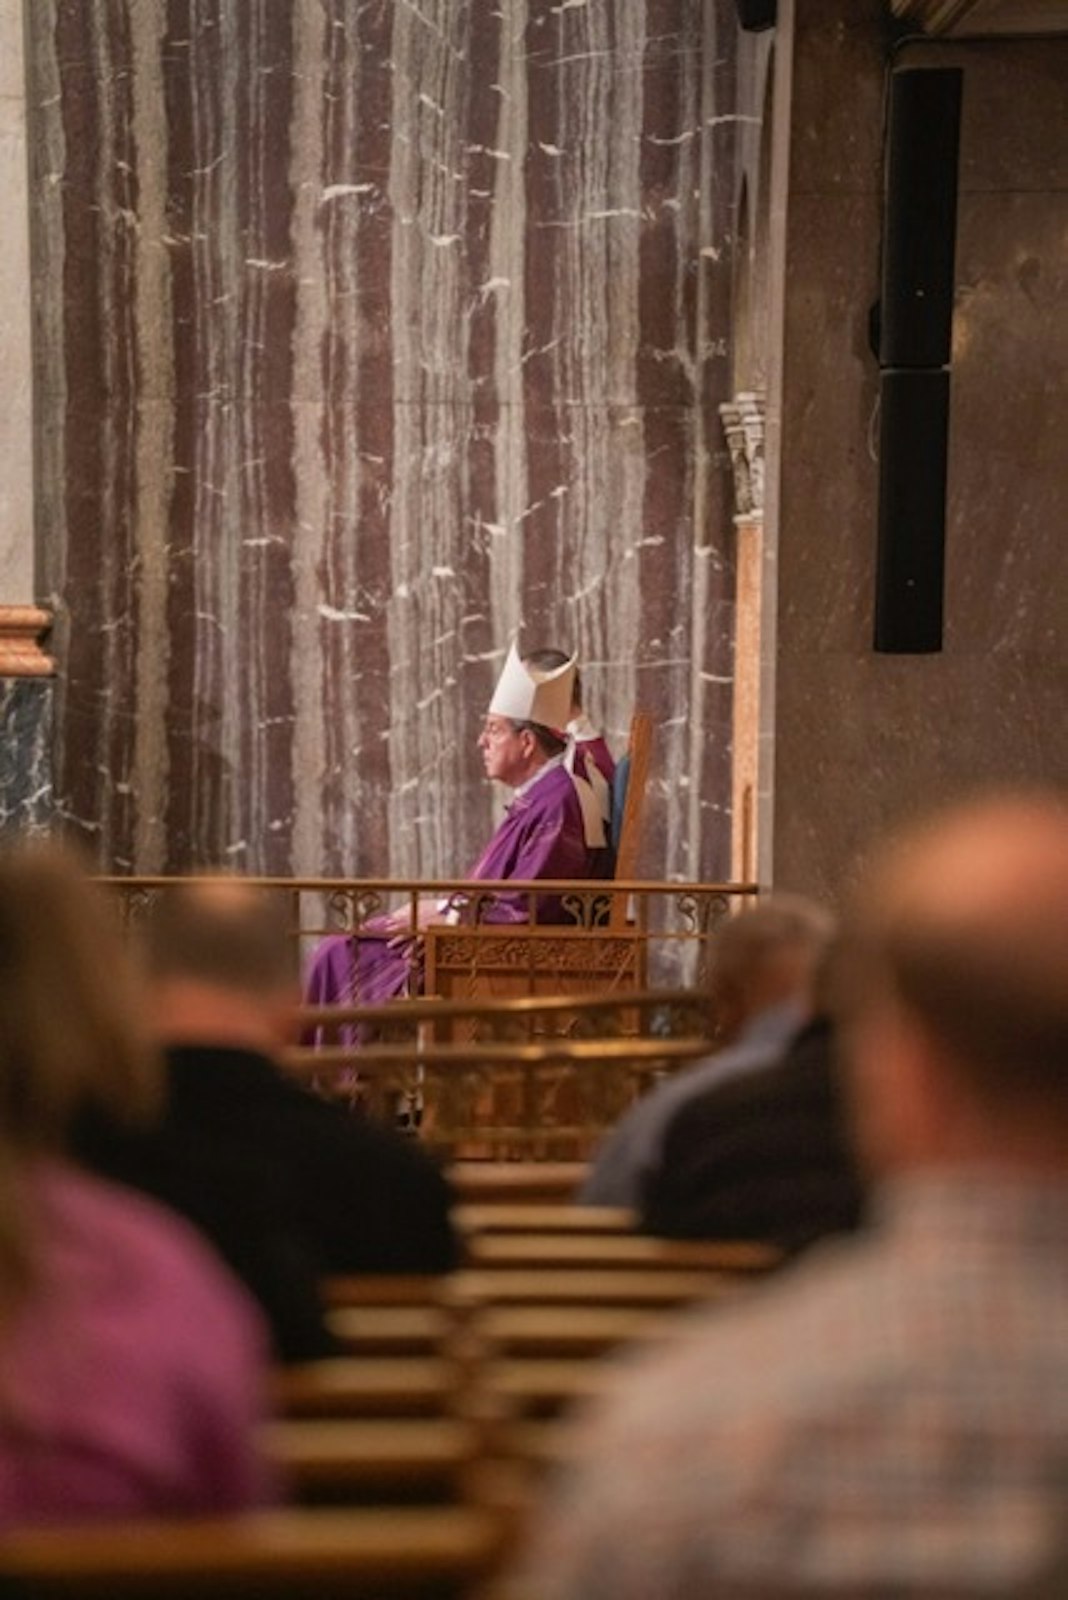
[0,679,53,835]
[27,0,741,880]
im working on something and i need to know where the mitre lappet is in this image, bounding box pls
[489,643,607,850]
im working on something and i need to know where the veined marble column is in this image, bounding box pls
[27,1,740,878]
[0,0,53,834]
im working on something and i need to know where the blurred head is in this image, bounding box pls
[833,793,1068,1179]
[140,879,300,1049]
[707,895,836,1044]
[0,837,158,1158]
[0,838,159,1315]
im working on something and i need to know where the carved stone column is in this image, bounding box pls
[719,392,765,883]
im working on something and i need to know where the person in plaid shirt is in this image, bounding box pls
[521,792,1068,1599]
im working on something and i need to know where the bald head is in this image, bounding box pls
[143,880,296,1001]
[837,790,1068,1139]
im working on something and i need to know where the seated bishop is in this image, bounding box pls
[304,644,609,1025]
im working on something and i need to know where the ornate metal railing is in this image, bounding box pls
[298,987,717,1046]
[282,1033,715,1160]
[99,876,759,991]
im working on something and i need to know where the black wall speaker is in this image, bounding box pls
[874,369,951,654]
[735,0,776,29]
[875,66,963,654]
[879,68,963,370]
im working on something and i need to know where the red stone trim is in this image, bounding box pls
[0,606,55,677]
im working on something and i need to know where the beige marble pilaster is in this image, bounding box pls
[0,1,52,682]
[0,0,35,610]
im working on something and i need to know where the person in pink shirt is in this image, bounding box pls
[0,841,273,1528]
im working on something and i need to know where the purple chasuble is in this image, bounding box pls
[571,732,615,789]
[303,763,600,1032]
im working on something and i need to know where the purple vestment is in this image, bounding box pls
[571,731,616,790]
[304,762,601,1025]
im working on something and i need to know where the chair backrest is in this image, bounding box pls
[609,711,653,923]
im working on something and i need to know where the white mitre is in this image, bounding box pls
[488,643,576,731]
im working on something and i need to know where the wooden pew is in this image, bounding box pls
[454,1202,636,1236]
[0,1507,508,1598]
[440,1267,746,1312]
[273,1350,630,1424]
[317,1304,449,1359]
[265,1417,486,1506]
[448,1161,589,1204]
[272,1357,460,1419]
[462,1233,780,1274]
[459,1302,684,1360]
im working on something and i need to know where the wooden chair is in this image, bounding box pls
[607,711,653,918]
[0,1507,508,1598]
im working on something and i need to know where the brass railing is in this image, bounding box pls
[298,988,717,1044]
[99,875,759,990]
[283,1033,713,1160]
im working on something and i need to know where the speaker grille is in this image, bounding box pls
[874,369,951,654]
[879,68,963,370]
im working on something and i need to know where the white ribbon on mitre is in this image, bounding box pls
[488,643,576,730]
[568,766,608,849]
[564,716,611,850]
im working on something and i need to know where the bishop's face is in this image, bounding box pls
[478,715,536,788]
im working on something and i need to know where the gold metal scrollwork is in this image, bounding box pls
[675,889,732,936]
[440,890,469,920]
[352,889,385,927]
[470,890,499,925]
[326,890,354,932]
[117,885,156,929]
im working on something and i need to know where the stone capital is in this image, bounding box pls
[719,392,766,522]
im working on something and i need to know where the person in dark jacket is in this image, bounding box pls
[641,1013,867,1252]
[78,880,459,1362]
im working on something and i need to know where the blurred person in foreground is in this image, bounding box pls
[522,792,1068,1598]
[0,841,270,1528]
[79,878,458,1363]
[580,896,835,1210]
[640,962,866,1253]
